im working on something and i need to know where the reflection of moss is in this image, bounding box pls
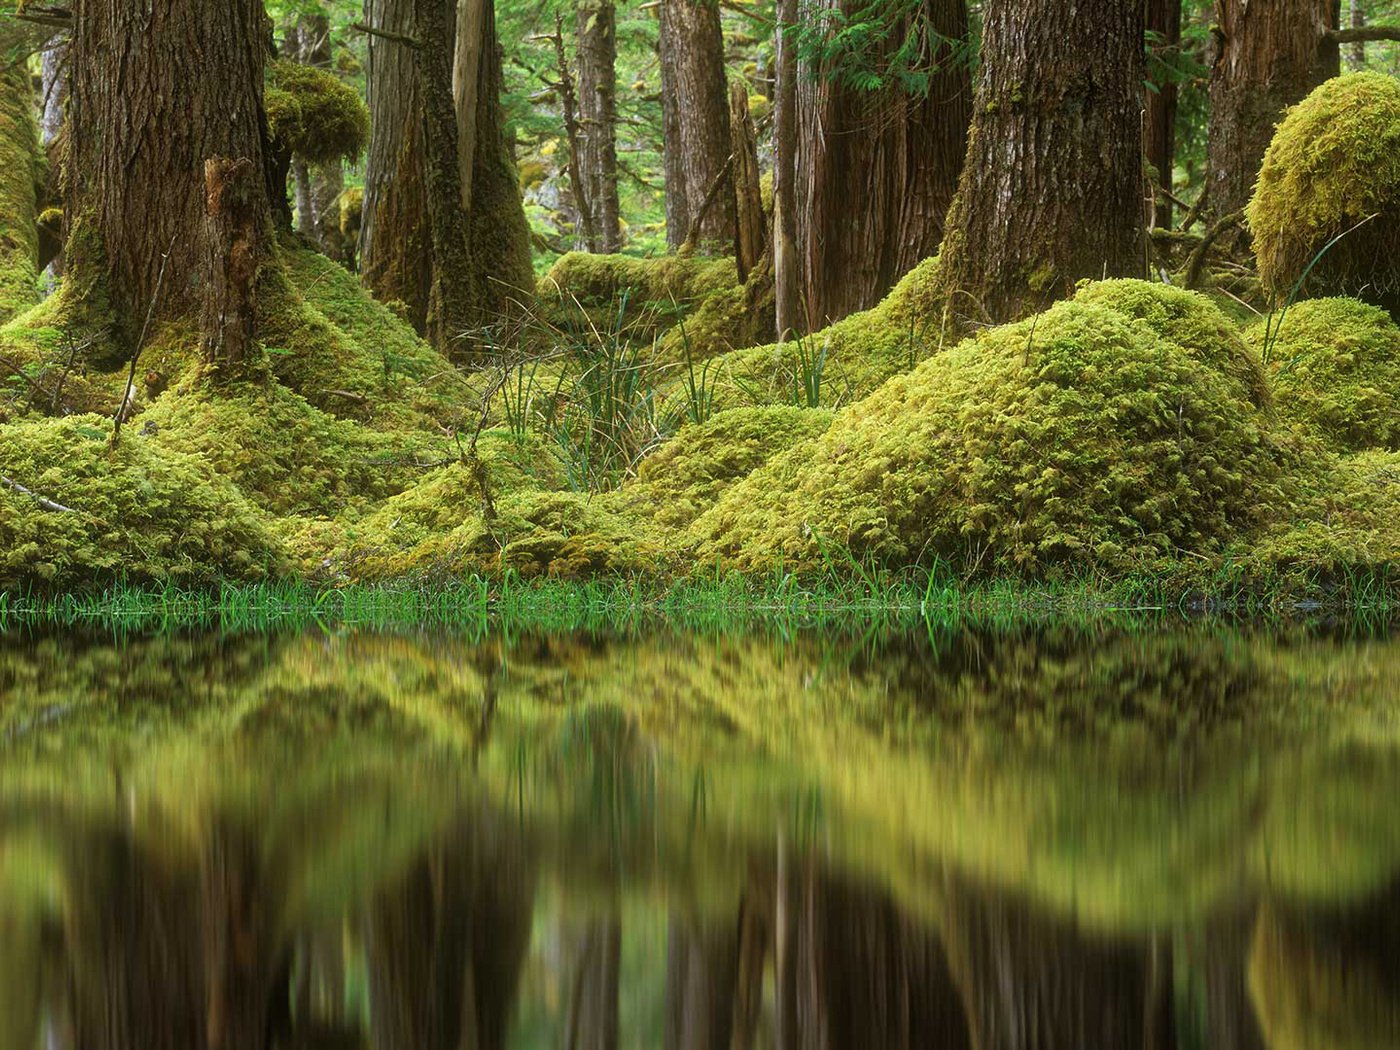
[0,415,284,587]
[1248,73,1400,310]
[1247,299,1400,452]
[690,299,1290,575]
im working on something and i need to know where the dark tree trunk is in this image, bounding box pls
[772,0,801,338]
[67,0,271,360]
[565,914,621,1050]
[1146,0,1182,229]
[658,0,733,252]
[664,914,739,1050]
[730,82,766,283]
[201,158,264,377]
[413,0,480,354]
[796,0,972,329]
[361,0,433,331]
[933,0,1145,326]
[1206,0,1339,220]
[577,0,622,253]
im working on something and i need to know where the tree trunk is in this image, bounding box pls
[201,158,264,377]
[292,9,348,263]
[565,914,621,1050]
[1206,0,1339,220]
[577,0,622,253]
[414,0,480,354]
[67,0,272,360]
[1146,0,1182,229]
[730,82,766,283]
[361,0,433,331]
[772,0,801,339]
[933,0,1145,326]
[658,0,733,252]
[796,0,972,329]
[664,914,739,1050]
[1349,0,1366,67]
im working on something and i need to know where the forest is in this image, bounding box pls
[1,0,1400,598]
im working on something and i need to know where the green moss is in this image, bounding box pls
[541,252,738,305]
[265,60,370,165]
[1248,73,1400,309]
[1246,298,1400,452]
[0,415,284,588]
[1073,279,1272,409]
[142,379,443,518]
[689,299,1291,575]
[618,407,833,532]
[0,64,43,324]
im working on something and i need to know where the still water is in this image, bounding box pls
[1,623,1399,1048]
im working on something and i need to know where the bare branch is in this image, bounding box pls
[349,21,422,49]
[1,474,76,513]
[1330,25,1400,43]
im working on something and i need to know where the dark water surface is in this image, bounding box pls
[2,623,1400,1048]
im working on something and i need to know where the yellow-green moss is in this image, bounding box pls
[142,380,441,518]
[541,252,738,305]
[0,64,43,324]
[689,299,1291,575]
[1246,298,1400,452]
[0,415,284,588]
[265,60,370,165]
[1248,73,1400,309]
[618,406,833,531]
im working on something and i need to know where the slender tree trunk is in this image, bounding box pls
[1350,0,1367,67]
[361,0,433,331]
[1146,0,1182,229]
[1206,0,1339,220]
[577,0,622,253]
[730,82,765,282]
[796,0,972,329]
[933,0,1145,326]
[67,0,272,360]
[292,9,348,263]
[414,0,480,353]
[772,0,801,338]
[658,0,733,251]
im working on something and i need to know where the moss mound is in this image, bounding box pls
[1246,298,1400,452]
[142,380,440,518]
[619,407,833,531]
[541,252,737,305]
[0,415,283,588]
[1072,279,1271,408]
[689,299,1289,575]
[1248,73,1400,310]
[265,60,369,164]
[0,64,42,324]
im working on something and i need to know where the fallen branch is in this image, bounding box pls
[1,474,76,513]
[1330,25,1400,44]
[349,21,422,49]
[1185,209,1246,290]
[680,153,736,254]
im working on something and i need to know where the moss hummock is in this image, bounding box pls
[265,60,370,165]
[1248,73,1400,311]
[0,415,284,588]
[689,298,1291,575]
[1246,298,1400,453]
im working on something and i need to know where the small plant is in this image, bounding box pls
[677,317,718,426]
[791,332,828,408]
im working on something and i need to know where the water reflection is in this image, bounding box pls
[1,625,1399,1047]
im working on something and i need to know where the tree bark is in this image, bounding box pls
[1206,0,1339,220]
[66,0,272,359]
[932,0,1145,326]
[658,0,734,252]
[292,10,348,263]
[577,0,622,252]
[796,0,972,329]
[1349,0,1367,67]
[1146,0,1182,229]
[361,0,433,331]
[730,82,765,282]
[772,0,801,338]
[201,158,264,377]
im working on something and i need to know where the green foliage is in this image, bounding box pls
[265,58,370,165]
[0,415,284,588]
[1248,73,1400,309]
[1246,298,1400,452]
[689,297,1291,576]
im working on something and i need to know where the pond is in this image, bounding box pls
[1,622,1399,1047]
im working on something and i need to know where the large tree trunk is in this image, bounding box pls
[795,0,972,329]
[932,0,1145,326]
[361,0,433,331]
[67,0,272,361]
[772,0,801,338]
[658,0,733,252]
[577,0,622,253]
[1146,0,1182,229]
[1206,0,1339,220]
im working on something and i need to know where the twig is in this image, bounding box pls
[349,21,422,49]
[1,474,76,513]
[112,236,175,446]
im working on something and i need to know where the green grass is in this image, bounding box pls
[1,565,1398,635]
